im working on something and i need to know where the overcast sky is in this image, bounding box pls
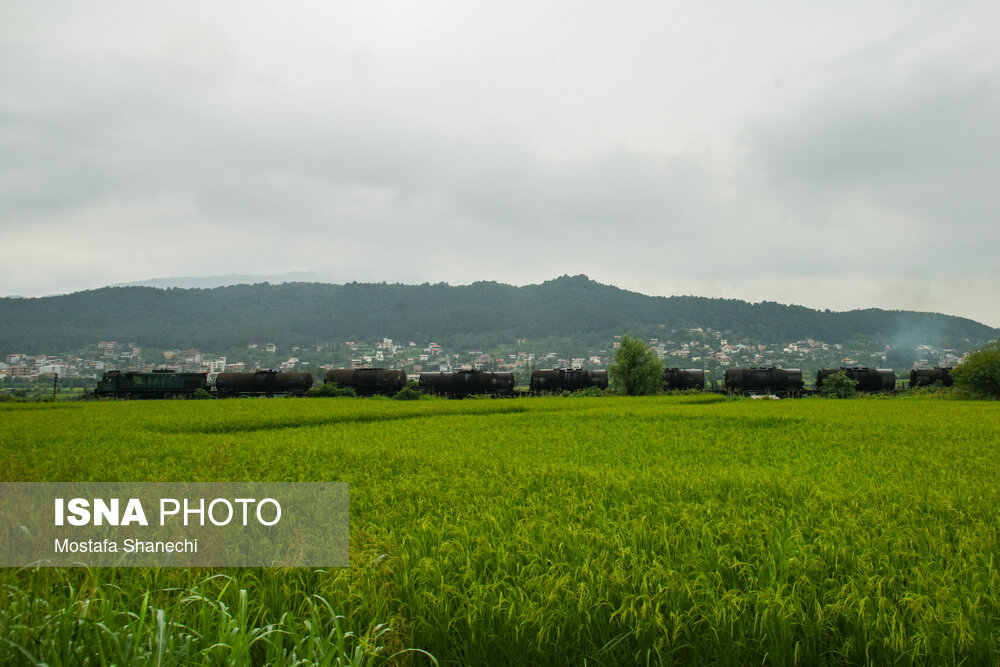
[2,1,998,326]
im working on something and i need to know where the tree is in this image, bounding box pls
[609,335,664,395]
[952,340,1000,398]
[818,370,857,398]
[393,381,422,401]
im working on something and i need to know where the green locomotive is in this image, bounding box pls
[95,369,210,399]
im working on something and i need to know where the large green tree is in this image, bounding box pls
[609,335,664,395]
[818,370,858,398]
[952,340,1000,398]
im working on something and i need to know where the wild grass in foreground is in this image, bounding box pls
[2,568,433,666]
[1,395,999,665]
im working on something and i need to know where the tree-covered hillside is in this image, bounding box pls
[0,275,995,354]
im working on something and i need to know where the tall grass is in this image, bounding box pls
[1,569,433,666]
[2,396,999,664]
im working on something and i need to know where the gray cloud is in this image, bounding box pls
[2,1,999,326]
[750,66,1000,224]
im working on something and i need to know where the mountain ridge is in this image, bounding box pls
[0,275,995,354]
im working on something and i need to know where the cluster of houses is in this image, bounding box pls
[1,331,966,385]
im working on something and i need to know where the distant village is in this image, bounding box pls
[2,327,966,390]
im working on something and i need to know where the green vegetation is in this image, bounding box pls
[0,573,414,666]
[306,382,358,398]
[1,275,995,353]
[609,335,663,395]
[952,340,1000,399]
[0,386,90,402]
[818,370,858,398]
[2,396,1000,664]
[392,381,422,401]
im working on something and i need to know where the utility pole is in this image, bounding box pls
[52,372,59,401]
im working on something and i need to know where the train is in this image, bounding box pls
[724,367,804,397]
[419,370,516,397]
[94,369,313,399]
[324,368,407,396]
[815,367,896,392]
[95,369,211,399]
[215,370,313,397]
[663,368,706,391]
[530,368,608,394]
[94,364,955,399]
[910,367,954,388]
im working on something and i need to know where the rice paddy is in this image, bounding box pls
[1,394,999,665]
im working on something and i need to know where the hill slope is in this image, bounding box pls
[0,275,995,354]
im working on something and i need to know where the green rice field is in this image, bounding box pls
[1,395,999,665]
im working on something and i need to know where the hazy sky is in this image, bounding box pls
[2,1,998,326]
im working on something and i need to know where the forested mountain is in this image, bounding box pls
[1,275,995,354]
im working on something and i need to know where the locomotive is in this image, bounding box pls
[529,368,608,394]
[94,369,210,399]
[815,367,896,392]
[324,368,408,396]
[724,367,803,396]
[909,367,954,388]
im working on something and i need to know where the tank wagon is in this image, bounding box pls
[909,367,954,388]
[529,368,608,394]
[816,367,896,392]
[95,369,209,399]
[324,368,408,396]
[215,370,313,397]
[419,370,515,397]
[663,368,706,391]
[724,367,803,396]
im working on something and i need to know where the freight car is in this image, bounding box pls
[909,367,954,388]
[95,369,210,399]
[816,367,896,392]
[724,367,803,396]
[215,370,313,397]
[419,370,515,397]
[663,368,706,391]
[324,368,408,396]
[529,368,608,394]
